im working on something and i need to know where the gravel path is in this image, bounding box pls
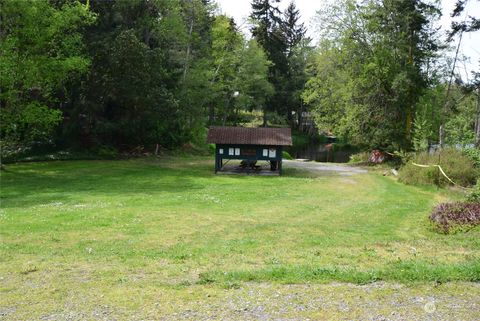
[284,160,368,175]
[3,282,478,320]
[167,282,480,321]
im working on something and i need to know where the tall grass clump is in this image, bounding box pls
[349,151,370,164]
[398,148,478,187]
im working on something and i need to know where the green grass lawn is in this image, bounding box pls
[0,157,479,319]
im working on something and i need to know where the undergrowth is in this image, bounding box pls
[398,148,478,187]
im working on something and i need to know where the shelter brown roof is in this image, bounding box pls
[207,126,292,146]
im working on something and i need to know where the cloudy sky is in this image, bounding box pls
[216,0,480,80]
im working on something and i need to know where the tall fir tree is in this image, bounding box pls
[250,0,287,124]
[282,1,306,56]
[281,1,310,126]
[250,0,310,126]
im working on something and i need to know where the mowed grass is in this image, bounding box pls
[0,157,479,317]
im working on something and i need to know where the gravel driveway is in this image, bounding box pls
[6,282,476,321]
[168,282,480,321]
[284,160,368,175]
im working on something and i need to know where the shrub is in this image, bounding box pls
[463,148,480,168]
[97,146,118,159]
[391,150,414,166]
[398,148,478,187]
[429,202,480,233]
[349,152,370,163]
[282,151,293,160]
[208,143,216,155]
[467,180,480,202]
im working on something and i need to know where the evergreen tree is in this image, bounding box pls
[250,0,282,51]
[250,0,310,126]
[281,1,310,126]
[250,0,287,123]
[449,0,480,39]
[65,0,216,149]
[282,1,306,56]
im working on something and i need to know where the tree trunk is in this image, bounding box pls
[475,87,480,147]
[204,62,223,125]
[439,124,445,147]
[439,30,463,147]
[222,112,227,126]
[182,3,194,82]
[208,105,215,125]
[222,96,230,126]
[298,101,304,131]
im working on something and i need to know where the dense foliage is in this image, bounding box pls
[0,0,95,152]
[303,0,479,151]
[0,0,479,157]
[303,0,442,151]
[463,147,480,167]
[0,0,311,155]
[430,202,480,233]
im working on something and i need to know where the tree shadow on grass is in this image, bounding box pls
[0,158,334,209]
[0,160,209,209]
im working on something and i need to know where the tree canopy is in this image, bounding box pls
[0,0,478,155]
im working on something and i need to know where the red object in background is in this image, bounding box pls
[369,150,386,163]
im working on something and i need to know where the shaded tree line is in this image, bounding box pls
[1,0,479,156]
[1,0,298,154]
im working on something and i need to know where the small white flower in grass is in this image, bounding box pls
[85,247,93,254]
[424,301,436,313]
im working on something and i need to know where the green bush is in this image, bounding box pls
[390,150,414,166]
[282,151,293,160]
[398,148,478,187]
[463,148,480,167]
[349,152,370,163]
[467,179,480,202]
[97,146,118,159]
[208,143,216,155]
